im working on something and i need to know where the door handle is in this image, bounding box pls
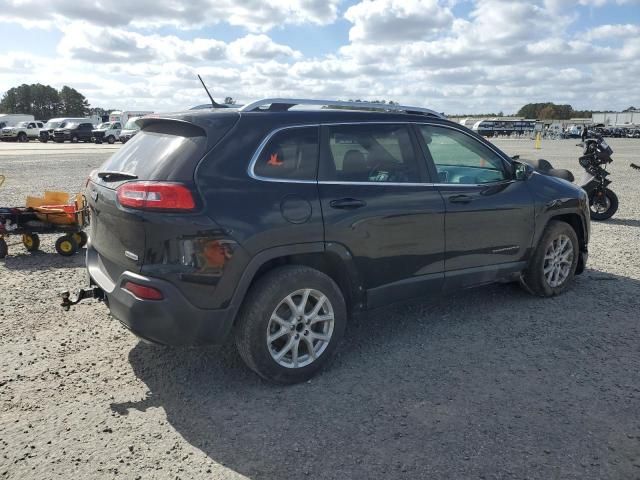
[449,194,472,204]
[330,198,367,210]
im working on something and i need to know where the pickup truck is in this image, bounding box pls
[0,121,45,142]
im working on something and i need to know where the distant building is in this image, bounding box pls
[592,110,640,127]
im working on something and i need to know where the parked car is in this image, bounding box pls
[628,129,640,138]
[80,98,591,383]
[92,121,122,144]
[119,117,142,143]
[40,117,93,142]
[52,122,94,143]
[0,120,44,142]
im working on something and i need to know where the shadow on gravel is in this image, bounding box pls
[0,249,85,270]
[112,270,640,480]
[602,218,640,228]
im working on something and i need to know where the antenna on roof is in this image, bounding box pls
[197,74,224,108]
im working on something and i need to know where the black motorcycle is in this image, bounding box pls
[521,128,617,221]
[577,130,617,220]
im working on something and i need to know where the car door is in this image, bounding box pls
[318,123,445,308]
[415,124,535,290]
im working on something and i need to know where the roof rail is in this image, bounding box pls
[239,98,444,118]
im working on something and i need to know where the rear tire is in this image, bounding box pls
[589,188,618,221]
[73,231,88,248]
[521,220,579,297]
[23,233,40,252]
[234,266,347,384]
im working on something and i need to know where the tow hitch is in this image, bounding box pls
[60,287,104,311]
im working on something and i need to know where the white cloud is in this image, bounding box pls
[228,35,302,60]
[0,0,341,32]
[582,23,640,41]
[344,0,454,43]
[56,24,299,64]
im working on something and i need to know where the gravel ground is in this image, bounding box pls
[1,139,639,480]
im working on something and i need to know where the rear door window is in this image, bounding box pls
[320,124,420,183]
[253,127,319,181]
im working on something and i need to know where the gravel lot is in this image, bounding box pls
[1,139,639,479]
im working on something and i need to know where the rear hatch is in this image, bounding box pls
[87,114,238,278]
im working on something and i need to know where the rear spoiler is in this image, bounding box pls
[135,112,240,150]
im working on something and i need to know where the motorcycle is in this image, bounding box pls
[521,128,618,221]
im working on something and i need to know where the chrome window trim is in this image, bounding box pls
[247,121,514,188]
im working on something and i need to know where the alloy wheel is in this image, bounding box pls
[266,288,335,369]
[543,234,574,288]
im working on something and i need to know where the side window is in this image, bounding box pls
[419,125,507,184]
[37,122,43,128]
[28,123,36,128]
[114,123,121,129]
[321,124,420,183]
[253,127,319,181]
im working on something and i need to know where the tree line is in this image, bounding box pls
[0,84,92,120]
[516,103,592,120]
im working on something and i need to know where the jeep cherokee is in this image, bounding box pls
[78,98,590,384]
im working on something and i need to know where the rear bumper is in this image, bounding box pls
[86,244,236,345]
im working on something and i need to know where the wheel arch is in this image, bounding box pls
[229,243,365,325]
[546,213,588,274]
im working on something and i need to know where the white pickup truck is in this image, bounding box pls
[0,120,45,142]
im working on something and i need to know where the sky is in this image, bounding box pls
[0,0,639,115]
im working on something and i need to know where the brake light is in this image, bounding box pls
[122,281,164,300]
[117,182,195,211]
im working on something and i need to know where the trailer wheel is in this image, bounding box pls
[23,233,40,252]
[55,235,78,256]
[73,231,88,248]
[0,238,7,259]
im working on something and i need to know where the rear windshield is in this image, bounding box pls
[97,123,207,182]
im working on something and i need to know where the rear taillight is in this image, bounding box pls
[117,182,195,211]
[122,281,164,300]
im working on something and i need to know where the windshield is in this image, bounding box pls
[123,118,140,130]
[45,121,61,129]
[15,121,28,128]
[65,122,78,129]
[97,122,111,129]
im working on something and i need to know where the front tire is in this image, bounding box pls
[521,220,579,297]
[107,136,115,144]
[235,266,347,384]
[589,188,618,221]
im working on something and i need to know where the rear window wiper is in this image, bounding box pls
[97,171,138,182]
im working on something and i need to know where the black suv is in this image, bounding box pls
[79,99,590,383]
[53,122,94,143]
